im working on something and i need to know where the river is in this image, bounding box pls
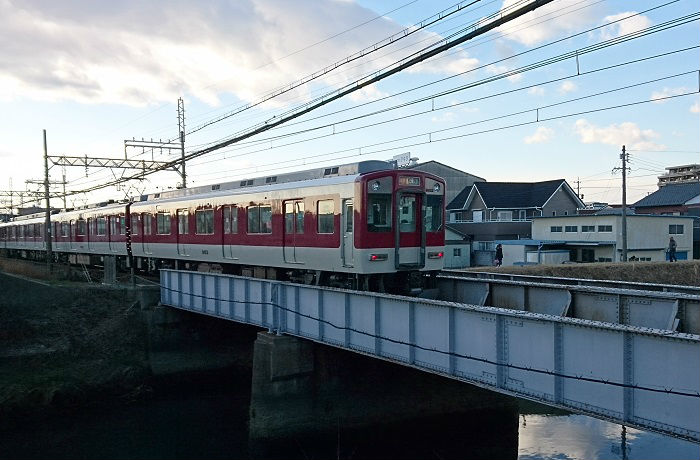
[1,374,697,460]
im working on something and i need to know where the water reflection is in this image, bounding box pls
[517,409,700,460]
[2,386,698,459]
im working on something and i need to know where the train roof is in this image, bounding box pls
[138,160,395,202]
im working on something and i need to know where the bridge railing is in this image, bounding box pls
[160,269,700,442]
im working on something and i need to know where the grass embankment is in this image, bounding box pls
[462,260,700,286]
[0,268,149,428]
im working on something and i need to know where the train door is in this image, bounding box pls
[108,216,118,253]
[142,213,153,255]
[69,220,75,250]
[222,205,237,260]
[283,200,303,263]
[342,199,354,267]
[177,209,189,256]
[396,193,423,267]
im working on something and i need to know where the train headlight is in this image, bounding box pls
[432,183,441,193]
[371,181,381,191]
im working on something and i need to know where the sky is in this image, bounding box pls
[1,0,698,210]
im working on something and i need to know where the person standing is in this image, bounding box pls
[668,237,677,262]
[495,243,503,267]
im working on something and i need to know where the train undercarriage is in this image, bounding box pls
[1,249,437,296]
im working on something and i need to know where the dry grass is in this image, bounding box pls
[463,260,700,286]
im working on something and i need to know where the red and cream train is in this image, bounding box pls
[0,161,446,293]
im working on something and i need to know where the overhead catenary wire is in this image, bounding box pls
[58,0,559,197]
[62,0,682,192]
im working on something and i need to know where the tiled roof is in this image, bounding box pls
[452,179,569,210]
[633,182,700,207]
[446,185,473,210]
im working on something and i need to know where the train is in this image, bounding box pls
[0,161,446,294]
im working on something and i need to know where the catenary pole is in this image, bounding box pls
[43,129,53,272]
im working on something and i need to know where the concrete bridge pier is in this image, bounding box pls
[249,332,519,459]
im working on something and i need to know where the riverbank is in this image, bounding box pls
[463,260,700,285]
[0,270,258,430]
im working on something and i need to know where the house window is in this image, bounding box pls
[472,210,483,222]
[453,248,461,257]
[157,212,171,235]
[497,211,512,221]
[598,257,612,262]
[247,205,272,234]
[317,200,334,234]
[550,226,562,232]
[565,225,578,232]
[519,210,526,220]
[195,209,214,235]
[669,224,684,234]
[223,206,238,234]
[552,211,556,216]
[564,211,569,216]
[582,225,595,232]
[598,225,612,232]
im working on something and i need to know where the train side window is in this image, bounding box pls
[317,200,334,234]
[109,217,118,236]
[178,209,189,235]
[97,217,106,236]
[143,214,152,235]
[157,212,171,235]
[195,209,214,235]
[130,214,139,235]
[119,215,126,235]
[61,222,69,238]
[77,219,86,236]
[424,195,443,232]
[367,194,392,233]
[247,205,272,234]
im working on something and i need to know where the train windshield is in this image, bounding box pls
[367,194,392,233]
[424,195,443,232]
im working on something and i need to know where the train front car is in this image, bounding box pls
[356,169,445,294]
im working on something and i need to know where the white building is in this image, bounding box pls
[493,212,695,265]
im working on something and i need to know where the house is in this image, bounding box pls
[443,226,471,268]
[633,181,699,258]
[527,212,696,263]
[447,179,584,244]
[406,160,485,206]
[633,182,700,216]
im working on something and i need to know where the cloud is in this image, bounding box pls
[348,84,388,102]
[691,101,700,114]
[431,112,456,123]
[0,0,475,107]
[528,86,545,96]
[599,12,652,40]
[486,64,522,83]
[650,87,690,104]
[497,0,600,46]
[574,119,665,150]
[524,126,553,144]
[558,81,577,94]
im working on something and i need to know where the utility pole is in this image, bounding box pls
[178,97,186,188]
[620,145,628,262]
[43,129,53,272]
